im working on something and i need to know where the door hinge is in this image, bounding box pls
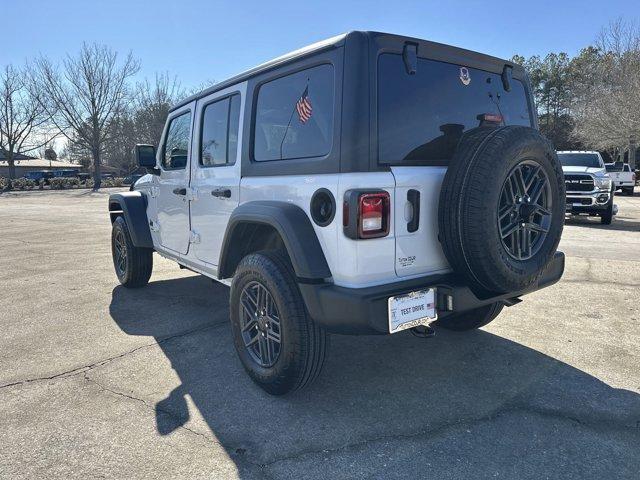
[149,219,160,232]
[189,230,201,244]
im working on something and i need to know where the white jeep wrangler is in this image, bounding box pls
[109,32,566,395]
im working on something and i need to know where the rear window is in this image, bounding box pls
[605,162,631,172]
[377,54,532,166]
[558,153,602,168]
[253,64,334,162]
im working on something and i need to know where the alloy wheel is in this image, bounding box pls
[498,160,552,260]
[239,281,282,367]
[114,230,128,275]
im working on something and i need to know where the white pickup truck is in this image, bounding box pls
[605,162,636,195]
[558,151,615,224]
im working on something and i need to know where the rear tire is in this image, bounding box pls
[111,216,153,288]
[623,186,634,196]
[434,302,504,331]
[230,251,328,395]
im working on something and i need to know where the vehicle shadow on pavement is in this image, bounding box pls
[109,275,640,479]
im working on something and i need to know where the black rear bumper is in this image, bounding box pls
[299,252,565,335]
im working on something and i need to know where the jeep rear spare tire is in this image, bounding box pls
[438,126,565,294]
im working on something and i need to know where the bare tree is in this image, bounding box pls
[135,73,185,148]
[103,107,137,174]
[59,139,92,169]
[95,73,184,175]
[571,19,640,166]
[33,43,139,188]
[0,64,54,182]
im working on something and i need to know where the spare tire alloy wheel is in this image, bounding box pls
[438,126,565,295]
[239,280,282,367]
[498,160,552,260]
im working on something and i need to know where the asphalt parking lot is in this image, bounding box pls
[1,189,639,479]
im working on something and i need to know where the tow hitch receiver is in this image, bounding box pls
[410,325,436,338]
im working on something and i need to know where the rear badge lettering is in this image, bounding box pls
[398,255,416,267]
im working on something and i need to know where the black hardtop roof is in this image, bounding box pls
[171,31,520,112]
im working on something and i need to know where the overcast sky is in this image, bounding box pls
[3,0,637,91]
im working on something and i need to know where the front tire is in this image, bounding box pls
[601,188,614,225]
[230,251,328,395]
[111,216,153,288]
[433,302,504,331]
[601,200,614,225]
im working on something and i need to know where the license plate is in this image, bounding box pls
[388,288,437,334]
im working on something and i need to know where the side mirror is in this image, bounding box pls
[135,144,157,169]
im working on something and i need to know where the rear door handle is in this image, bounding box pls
[211,188,232,198]
[173,187,187,196]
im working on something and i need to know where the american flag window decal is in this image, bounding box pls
[296,85,313,124]
[253,64,333,161]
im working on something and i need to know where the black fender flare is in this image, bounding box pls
[219,201,332,281]
[108,192,153,248]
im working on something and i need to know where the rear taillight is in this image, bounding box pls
[343,190,390,239]
[359,193,389,238]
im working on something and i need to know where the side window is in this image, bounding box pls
[200,94,241,167]
[162,112,192,170]
[228,95,241,164]
[253,64,334,162]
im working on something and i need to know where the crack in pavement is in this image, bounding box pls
[82,371,218,446]
[20,355,639,476]
[82,372,276,480]
[0,321,228,390]
[71,369,617,475]
[4,316,638,475]
[256,401,640,470]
